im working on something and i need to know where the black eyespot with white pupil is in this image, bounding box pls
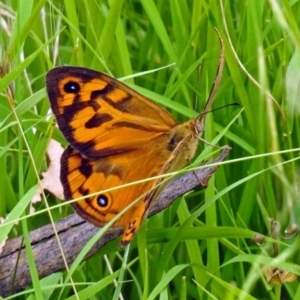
[97,194,108,207]
[64,81,80,93]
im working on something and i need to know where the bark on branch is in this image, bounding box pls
[0,147,230,296]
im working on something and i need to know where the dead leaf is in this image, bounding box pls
[31,139,64,210]
[263,266,297,285]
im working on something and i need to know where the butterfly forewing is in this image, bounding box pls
[46,67,177,159]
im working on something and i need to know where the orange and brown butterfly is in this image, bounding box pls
[45,43,224,248]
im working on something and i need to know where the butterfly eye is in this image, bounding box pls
[64,81,80,93]
[97,194,109,207]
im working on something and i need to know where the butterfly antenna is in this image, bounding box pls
[197,28,225,127]
[199,102,241,119]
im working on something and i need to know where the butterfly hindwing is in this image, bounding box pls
[60,129,188,245]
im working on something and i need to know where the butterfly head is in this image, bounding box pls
[194,112,208,136]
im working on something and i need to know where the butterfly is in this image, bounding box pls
[45,48,224,247]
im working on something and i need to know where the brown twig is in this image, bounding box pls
[0,147,230,296]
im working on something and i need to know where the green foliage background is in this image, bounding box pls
[1,0,300,299]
